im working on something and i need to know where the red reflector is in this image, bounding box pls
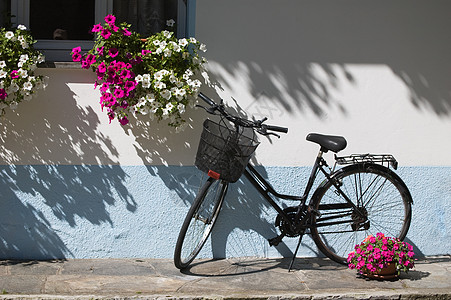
[207,170,220,180]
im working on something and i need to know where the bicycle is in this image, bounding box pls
[174,92,413,270]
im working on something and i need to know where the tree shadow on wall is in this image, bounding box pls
[0,70,136,259]
[202,0,451,118]
[125,98,319,259]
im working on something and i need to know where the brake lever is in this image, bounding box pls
[196,104,219,115]
[257,128,281,138]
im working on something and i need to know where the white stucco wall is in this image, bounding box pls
[0,0,450,260]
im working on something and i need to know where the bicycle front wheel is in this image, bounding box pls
[310,163,412,264]
[174,177,228,269]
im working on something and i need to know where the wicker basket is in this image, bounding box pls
[195,119,259,182]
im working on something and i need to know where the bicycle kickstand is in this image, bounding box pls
[288,234,304,272]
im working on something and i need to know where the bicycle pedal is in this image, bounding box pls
[268,235,283,246]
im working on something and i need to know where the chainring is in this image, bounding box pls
[275,206,304,237]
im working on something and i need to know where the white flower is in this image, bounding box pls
[169,75,177,84]
[23,81,33,90]
[166,102,174,111]
[189,37,197,43]
[142,80,151,89]
[0,61,5,68]
[177,103,186,114]
[9,102,18,110]
[19,54,29,62]
[185,69,193,77]
[0,70,7,78]
[17,24,27,30]
[163,49,172,57]
[154,81,166,90]
[142,74,151,81]
[200,44,207,52]
[178,38,188,47]
[146,93,155,102]
[174,88,186,100]
[135,74,143,82]
[153,40,161,46]
[154,72,163,81]
[5,31,14,39]
[18,68,28,78]
[160,89,172,100]
[166,19,175,27]
[8,83,19,93]
[162,30,172,38]
[24,93,32,101]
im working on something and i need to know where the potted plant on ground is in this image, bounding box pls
[72,15,207,131]
[347,232,415,280]
[0,25,47,116]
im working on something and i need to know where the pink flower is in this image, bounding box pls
[105,14,116,25]
[141,49,151,56]
[97,47,104,56]
[97,62,106,75]
[72,53,82,62]
[10,70,19,79]
[109,48,119,58]
[119,116,129,125]
[0,88,7,100]
[111,24,119,32]
[72,46,81,54]
[407,251,415,258]
[123,28,132,36]
[114,88,125,99]
[369,236,376,244]
[92,24,103,33]
[101,28,111,39]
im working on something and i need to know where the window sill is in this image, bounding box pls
[38,62,83,69]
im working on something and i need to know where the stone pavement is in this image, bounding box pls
[0,256,450,300]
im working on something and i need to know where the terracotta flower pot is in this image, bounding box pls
[362,263,398,280]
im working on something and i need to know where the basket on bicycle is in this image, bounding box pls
[195,119,260,182]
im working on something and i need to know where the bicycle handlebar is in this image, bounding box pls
[198,92,288,136]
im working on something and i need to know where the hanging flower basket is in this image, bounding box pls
[0,25,47,116]
[72,15,207,130]
[347,233,415,280]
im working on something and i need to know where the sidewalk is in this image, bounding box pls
[0,256,450,300]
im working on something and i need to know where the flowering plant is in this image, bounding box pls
[347,233,415,275]
[0,25,47,116]
[72,15,207,129]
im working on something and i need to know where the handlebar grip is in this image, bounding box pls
[265,124,288,133]
[199,92,216,107]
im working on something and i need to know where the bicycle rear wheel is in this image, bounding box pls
[310,163,412,264]
[174,177,228,269]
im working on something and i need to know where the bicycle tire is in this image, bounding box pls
[174,177,228,269]
[310,163,412,264]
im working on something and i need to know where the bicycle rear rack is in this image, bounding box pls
[334,154,398,170]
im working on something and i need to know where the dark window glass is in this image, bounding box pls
[29,0,95,40]
[0,0,11,28]
[113,0,178,37]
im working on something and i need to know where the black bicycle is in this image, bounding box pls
[174,92,413,270]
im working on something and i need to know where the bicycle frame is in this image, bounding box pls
[242,149,364,234]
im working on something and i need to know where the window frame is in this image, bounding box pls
[10,0,196,62]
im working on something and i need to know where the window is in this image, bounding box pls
[5,0,195,62]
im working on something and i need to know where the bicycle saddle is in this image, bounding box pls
[306,133,347,153]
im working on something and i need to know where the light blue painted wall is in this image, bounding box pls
[1,165,449,259]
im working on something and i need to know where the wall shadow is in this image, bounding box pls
[200,0,451,117]
[126,97,317,259]
[0,70,136,259]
